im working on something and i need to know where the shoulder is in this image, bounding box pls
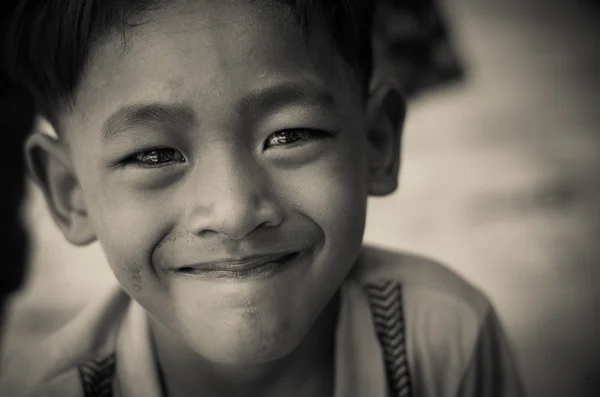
[0,286,128,397]
[351,244,492,320]
[31,369,84,397]
[30,353,117,397]
[350,245,508,395]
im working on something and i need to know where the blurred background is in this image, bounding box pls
[2,0,599,396]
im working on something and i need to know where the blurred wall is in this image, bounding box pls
[2,0,599,396]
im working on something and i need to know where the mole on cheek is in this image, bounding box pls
[129,264,143,292]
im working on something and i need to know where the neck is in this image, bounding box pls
[150,292,340,397]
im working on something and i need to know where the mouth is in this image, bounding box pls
[176,251,304,280]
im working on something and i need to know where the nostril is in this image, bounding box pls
[195,229,216,238]
[259,220,277,228]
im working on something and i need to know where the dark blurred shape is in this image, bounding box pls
[373,0,465,98]
[0,2,34,329]
[0,81,34,324]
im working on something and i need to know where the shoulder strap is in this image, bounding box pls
[364,280,413,397]
[78,354,117,397]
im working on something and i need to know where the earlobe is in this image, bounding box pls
[25,131,97,246]
[366,82,406,196]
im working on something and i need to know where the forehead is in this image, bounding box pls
[64,0,358,134]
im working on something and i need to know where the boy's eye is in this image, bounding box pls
[123,148,185,167]
[264,129,328,149]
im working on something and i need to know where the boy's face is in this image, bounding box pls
[31,0,403,364]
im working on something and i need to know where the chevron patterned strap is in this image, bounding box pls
[78,354,116,397]
[364,280,413,397]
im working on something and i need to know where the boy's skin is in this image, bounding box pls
[26,1,404,396]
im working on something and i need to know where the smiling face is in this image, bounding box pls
[28,0,403,365]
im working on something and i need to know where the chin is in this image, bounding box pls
[200,331,302,366]
[185,314,309,366]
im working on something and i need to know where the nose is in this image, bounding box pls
[186,148,284,240]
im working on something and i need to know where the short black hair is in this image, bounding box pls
[2,0,375,122]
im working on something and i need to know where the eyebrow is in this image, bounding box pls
[101,82,336,141]
[237,81,336,117]
[102,103,196,141]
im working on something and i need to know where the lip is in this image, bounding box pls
[175,251,304,279]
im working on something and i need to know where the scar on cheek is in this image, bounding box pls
[129,264,143,292]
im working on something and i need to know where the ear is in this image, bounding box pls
[366,82,406,196]
[24,128,96,246]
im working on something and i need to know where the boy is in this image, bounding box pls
[1,0,525,396]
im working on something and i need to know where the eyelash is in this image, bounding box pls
[263,128,331,149]
[120,148,186,168]
[119,129,331,168]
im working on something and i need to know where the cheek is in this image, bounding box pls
[81,174,177,296]
[322,145,369,264]
[275,136,369,258]
[317,151,367,236]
